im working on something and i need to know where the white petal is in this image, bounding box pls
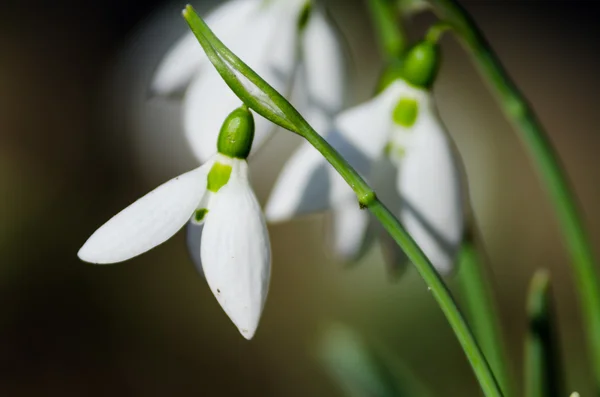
[186,220,205,277]
[297,6,346,133]
[265,142,354,222]
[379,229,410,277]
[201,159,271,339]
[369,157,409,274]
[397,103,464,274]
[78,163,211,264]
[329,200,370,260]
[265,82,409,224]
[151,0,261,96]
[183,4,299,163]
[333,81,406,161]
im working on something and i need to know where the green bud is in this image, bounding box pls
[217,106,255,159]
[401,41,440,89]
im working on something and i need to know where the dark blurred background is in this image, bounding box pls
[1,0,599,395]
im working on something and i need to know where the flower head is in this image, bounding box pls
[152,0,346,162]
[265,42,464,274]
[79,106,270,339]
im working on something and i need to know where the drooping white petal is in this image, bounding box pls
[186,220,205,277]
[183,4,300,162]
[78,163,212,264]
[265,142,354,223]
[369,157,410,274]
[329,200,370,260]
[333,81,407,164]
[151,0,261,96]
[378,229,410,277]
[396,98,464,274]
[297,6,346,134]
[265,83,404,223]
[201,159,271,339]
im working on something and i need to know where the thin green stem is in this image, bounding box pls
[457,232,514,397]
[424,21,452,44]
[425,0,600,391]
[301,126,502,397]
[367,0,408,59]
[368,199,502,397]
[182,7,502,395]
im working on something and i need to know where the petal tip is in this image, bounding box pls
[238,325,257,340]
[264,202,291,224]
[76,243,110,265]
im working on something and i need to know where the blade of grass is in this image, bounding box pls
[317,323,433,397]
[524,270,563,397]
[457,232,514,397]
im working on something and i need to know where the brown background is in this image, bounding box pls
[1,0,599,395]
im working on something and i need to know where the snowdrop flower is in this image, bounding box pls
[266,41,464,274]
[79,106,270,339]
[152,0,346,162]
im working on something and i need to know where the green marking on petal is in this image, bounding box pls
[384,142,407,162]
[207,162,232,192]
[297,0,312,31]
[384,142,392,156]
[392,98,419,127]
[394,145,406,158]
[194,208,209,222]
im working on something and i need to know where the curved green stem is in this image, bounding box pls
[367,199,502,397]
[367,0,408,59]
[303,127,502,397]
[424,0,600,391]
[458,231,514,397]
[182,6,502,395]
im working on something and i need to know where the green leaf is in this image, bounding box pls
[524,270,563,397]
[316,323,432,397]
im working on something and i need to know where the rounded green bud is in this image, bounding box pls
[401,41,440,89]
[217,105,255,159]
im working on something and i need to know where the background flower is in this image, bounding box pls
[152,0,346,163]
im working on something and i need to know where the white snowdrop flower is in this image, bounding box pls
[79,107,270,339]
[265,42,464,274]
[152,0,346,163]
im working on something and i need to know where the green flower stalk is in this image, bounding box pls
[182,6,502,396]
[367,0,408,59]
[423,0,600,391]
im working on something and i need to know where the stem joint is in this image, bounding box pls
[358,191,377,209]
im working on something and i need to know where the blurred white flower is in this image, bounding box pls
[152,0,346,162]
[265,78,464,274]
[79,107,270,339]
